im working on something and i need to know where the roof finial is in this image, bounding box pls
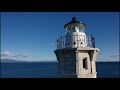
[72,17,77,21]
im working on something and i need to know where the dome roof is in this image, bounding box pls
[64,17,86,29]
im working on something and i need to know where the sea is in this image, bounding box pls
[0,62,120,78]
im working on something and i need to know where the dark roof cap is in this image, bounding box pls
[64,17,86,28]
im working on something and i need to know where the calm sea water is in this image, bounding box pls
[0,62,120,78]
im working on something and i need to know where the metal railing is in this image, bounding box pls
[56,35,95,49]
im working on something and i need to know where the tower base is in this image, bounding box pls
[54,48,99,78]
[59,72,97,78]
[77,72,97,78]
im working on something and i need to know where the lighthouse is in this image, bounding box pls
[54,17,99,78]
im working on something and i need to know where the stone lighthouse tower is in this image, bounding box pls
[54,17,99,78]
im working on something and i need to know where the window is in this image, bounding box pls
[83,58,87,69]
[73,42,76,44]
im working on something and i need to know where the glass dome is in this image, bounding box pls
[64,17,86,31]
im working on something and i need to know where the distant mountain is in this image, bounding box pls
[0,59,26,62]
[0,59,58,63]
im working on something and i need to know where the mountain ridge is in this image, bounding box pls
[1,59,27,62]
[0,59,57,62]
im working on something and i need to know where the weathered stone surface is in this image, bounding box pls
[54,47,99,78]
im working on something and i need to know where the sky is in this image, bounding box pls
[1,12,119,62]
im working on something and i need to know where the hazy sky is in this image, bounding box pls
[1,12,119,62]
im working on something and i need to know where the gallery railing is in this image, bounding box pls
[56,35,95,49]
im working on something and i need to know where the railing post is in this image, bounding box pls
[58,37,60,49]
[58,38,59,49]
[57,39,58,49]
[60,36,62,49]
[63,36,64,48]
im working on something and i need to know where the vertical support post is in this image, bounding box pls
[61,36,62,49]
[57,39,58,49]
[63,36,64,48]
[58,39,59,49]
[91,50,96,74]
